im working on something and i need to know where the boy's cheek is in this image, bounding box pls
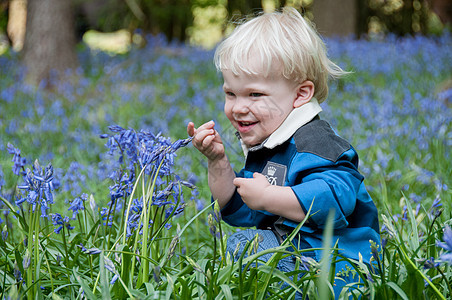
[225,114,237,128]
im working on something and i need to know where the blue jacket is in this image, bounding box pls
[221,116,380,264]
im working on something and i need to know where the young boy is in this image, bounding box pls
[187,7,380,298]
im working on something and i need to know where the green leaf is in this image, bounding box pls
[14,250,25,277]
[318,209,335,300]
[257,265,302,294]
[403,193,420,250]
[73,269,97,300]
[386,281,409,300]
[99,254,112,300]
[401,263,425,299]
[217,284,233,300]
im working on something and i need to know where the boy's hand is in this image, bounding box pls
[187,121,225,161]
[234,173,305,222]
[233,172,270,211]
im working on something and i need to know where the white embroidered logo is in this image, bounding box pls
[267,166,277,176]
[263,162,287,186]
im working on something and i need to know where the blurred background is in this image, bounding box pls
[0,0,451,86]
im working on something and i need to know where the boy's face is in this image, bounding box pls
[222,70,300,147]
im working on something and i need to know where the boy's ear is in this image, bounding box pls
[293,80,314,108]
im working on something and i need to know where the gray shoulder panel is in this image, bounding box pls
[293,119,351,162]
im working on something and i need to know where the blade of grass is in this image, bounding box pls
[318,209,335,300]
[99,253,112,300]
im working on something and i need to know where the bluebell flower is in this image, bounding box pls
[17,161,55,218]
[110,274,119,285]
[437,225,452,252]
[108,124,125,133]
[175,176,197,190]
[78,243,102,255]
[68,194,87,219]
[103,256,119,285]
[437,225,452,265]
[172,203,186,217]
[153,182,175,207]
[297,255,317,271]
[108,169,135,205]
[100,207,114,227]
[409,193,422,203]
[170,137,193,151]
[105,136,119,156]
[422,257,440,269]
[14,263,23,282]
[51,213,74,234]
[195,198,204,211]
[440,253,452,265]
[126,197,143,237]
[7,143,26,175]
[429,196,443,219]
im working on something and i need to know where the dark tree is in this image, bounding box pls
[367,0,431,36]
[226,0,263,19]
[356,0,370,38]
[22,0,78,86]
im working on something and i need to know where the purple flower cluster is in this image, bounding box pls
[102,125,192,175]
[16,160,56,218]
[68,193,88,219]
[99,125,194,235]
[51,213,74,234]
[7,143,26,176]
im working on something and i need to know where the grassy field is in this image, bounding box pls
[0,33,451,299]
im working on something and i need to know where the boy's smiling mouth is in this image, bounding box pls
[237,121,258,132]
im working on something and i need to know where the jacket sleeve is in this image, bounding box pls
[289,148,364,230]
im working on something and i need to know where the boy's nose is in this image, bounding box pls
[232,97,250,114]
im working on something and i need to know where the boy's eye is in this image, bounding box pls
[250,92,264,97]
[225,91,235,97]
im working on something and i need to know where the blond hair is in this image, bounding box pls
[214,7,348,103]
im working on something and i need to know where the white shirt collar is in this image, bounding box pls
[240,97,322,156]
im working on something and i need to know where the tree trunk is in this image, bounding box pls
[311,0,357,37]
[22,0,78,86]
[356,0,370,38]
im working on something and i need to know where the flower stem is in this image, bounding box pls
[61,225,72,291]
[33,204,40,294]
[437,266,452,297]
[26,205,34,300]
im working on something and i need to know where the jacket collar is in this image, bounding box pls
[239,97,322,157]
